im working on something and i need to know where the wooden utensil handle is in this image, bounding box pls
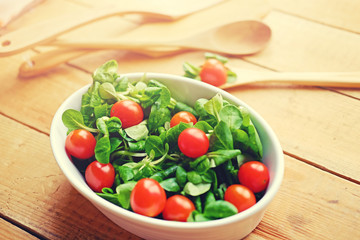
[0,0,223,56]
[221,71,360,89]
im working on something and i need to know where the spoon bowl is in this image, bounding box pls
[51,20,272,56]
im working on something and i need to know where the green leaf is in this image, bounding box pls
[187,171,203,184]
[204,200,237,219]
[183,182,211,196]
[194,121,213,133]
[62,109,98,133]
[117,166,134,183]
[95,136,111,164]
[189,155,210,173]
[204,93,223,121]
[207,149,241,167]
[145,135,165,158]
[219,105,242,130]
[176,166,187,188]
[210,121,233,151]
[183,62,201,79]
[93,60,118,83]
[174,101,198,118]
[116,181,137,209]
[160,178,180,192]
[98,82,119,102]
[148,105,171,133]
[125,121,148,141]
[204,52,228,64]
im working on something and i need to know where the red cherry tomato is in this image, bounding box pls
[170,111,197,128]
[199,58,227,87]
[130,178,166,217]
[65,129,96,159]
[110,99,144,129]
[224,184,256,213]
[178,128,209,158]
[162,195,195,222]
[85,161,115,192]
[238,161,270,193]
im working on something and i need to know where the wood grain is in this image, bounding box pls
[269,0,360,33]
[0,218,39,240]
[1,114,358,240]
[0,114,141,240]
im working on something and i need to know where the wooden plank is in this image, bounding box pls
[269,0,360,33]
[0,218,39,240]
[248,156,360,240]
[0,52,91,134]
[1,114,358,240]
[0,114,141,240]
[249,11,360,98]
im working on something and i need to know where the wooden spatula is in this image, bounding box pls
[0,0,224,56]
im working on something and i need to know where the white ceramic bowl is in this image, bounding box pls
[50,73,284,240]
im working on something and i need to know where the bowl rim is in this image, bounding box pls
[50,72,284,229]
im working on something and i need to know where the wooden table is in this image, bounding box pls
[1,0,359,239]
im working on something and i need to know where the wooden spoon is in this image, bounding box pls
[220,70,360,89]
[0,0,223,56]
[49,20,271,55]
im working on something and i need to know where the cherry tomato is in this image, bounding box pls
[110,99,144,129]
[162,195,195,222]
[199,58,227,87]
[170,111,197,128]
[224,184,256,213]
[238,161,270,193]
[65,129,96,159]
[85,161,115,192]
[130,178,166,217]
[178,128,209,158]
